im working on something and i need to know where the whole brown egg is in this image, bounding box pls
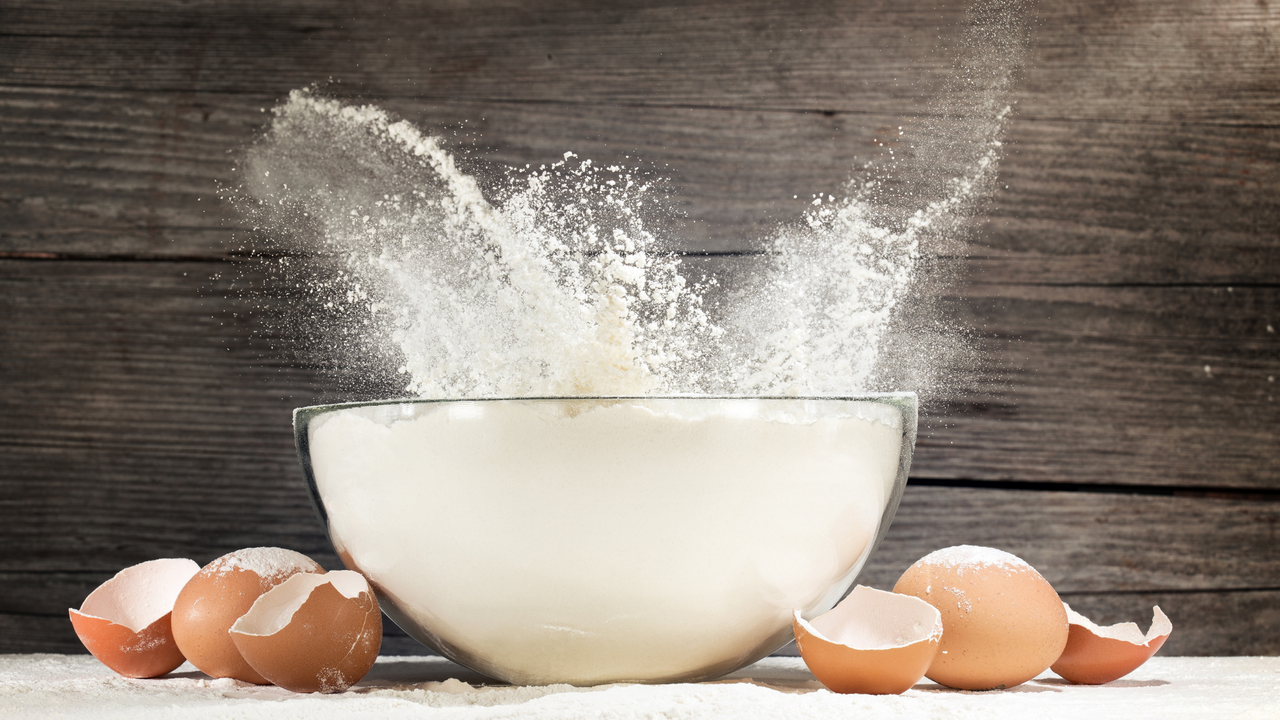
[893,545,1068,690]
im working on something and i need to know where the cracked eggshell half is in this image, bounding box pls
[230,570,382,693]
[893,545,1069,691]
[794,585,943,695]
[1051,604,1172,685]
[171,547,324,684]
[69,558,201,678]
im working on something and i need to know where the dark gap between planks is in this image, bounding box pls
[908,478,1280,502]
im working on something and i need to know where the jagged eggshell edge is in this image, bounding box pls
[794,585,943,695]
[229,570,382,693]
[68,558,201,678]
[1051,603,1172,685]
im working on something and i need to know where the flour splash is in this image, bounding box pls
[231,1,1028,402]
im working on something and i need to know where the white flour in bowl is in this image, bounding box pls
[306,398,906,685]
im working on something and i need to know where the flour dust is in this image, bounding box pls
[229,1,1029,404]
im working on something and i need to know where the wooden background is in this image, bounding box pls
[2,0,1277,657]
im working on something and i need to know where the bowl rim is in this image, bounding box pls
[293,391,918,531]
[293,391,917,425]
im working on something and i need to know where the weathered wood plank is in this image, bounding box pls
[859,487,1280,594]
[0,86,247,256]
[976,119,1280,285]
[3,87,1278,279]
[5,485,1275,655]
[1,0,1275,126]
[922,283,1280,488]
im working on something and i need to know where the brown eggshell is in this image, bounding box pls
[171,547,324,684]
[230,570,382,693]
[1051,604,1171,685]
[68,558,200,678]
[794,585,942,695]
[894,545,1069,691]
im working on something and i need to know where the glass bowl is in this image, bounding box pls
[294,394,917,685]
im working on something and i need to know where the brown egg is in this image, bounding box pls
[794,585,942,695]
[171,547,324,683]
[229,570,382,693]
[68,558,200,678]
[893,545,1068,690]
[1051,603,1171,684]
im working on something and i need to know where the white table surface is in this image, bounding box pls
[2,654,1277,719]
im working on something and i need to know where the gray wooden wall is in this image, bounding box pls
[2,0,1277,657]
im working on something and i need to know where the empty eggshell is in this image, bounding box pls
[68,558,201,678]
[171,547,324,684]
[794,585,943,695]
[1051,603,1172,685]
[894,545,1069,691]
[229,570,382,693]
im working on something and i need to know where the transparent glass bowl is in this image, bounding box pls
[294,394,917,686]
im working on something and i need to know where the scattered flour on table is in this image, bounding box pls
[2,655,1278,720]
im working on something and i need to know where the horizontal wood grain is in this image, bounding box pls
[3,87,1278,277]
[2,0,1275,125]
[859,487,1280,593]
[925,284,1280,488]
[977,119,1280,285]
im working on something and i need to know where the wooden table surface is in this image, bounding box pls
[2,654,1278,719]
[1,0,1277,656]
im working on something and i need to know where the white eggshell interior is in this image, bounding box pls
[231,570,369,637]
[78,558,201,633]
[803,584,943,650]
[1064,603,1172,646]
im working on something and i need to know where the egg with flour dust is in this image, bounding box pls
[893,545,1069,690]
[171,547,324,684]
